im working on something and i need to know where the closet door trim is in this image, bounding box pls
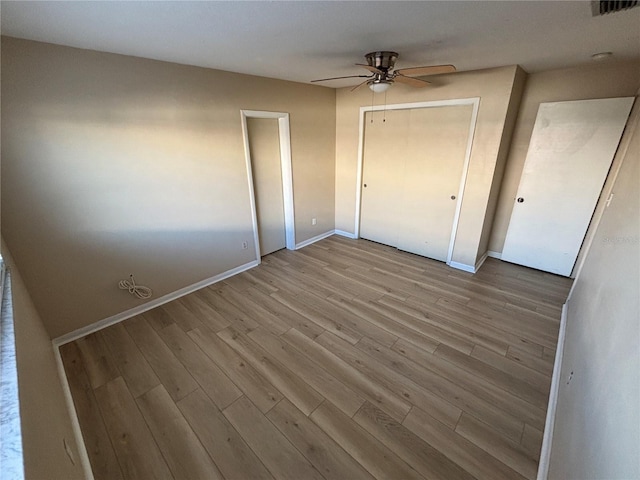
[354,98,480,265]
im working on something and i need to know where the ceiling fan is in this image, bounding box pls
[312,51,456,92]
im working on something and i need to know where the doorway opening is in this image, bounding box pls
[241,110,295,259]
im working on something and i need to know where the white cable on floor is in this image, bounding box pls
[118,274,153,299]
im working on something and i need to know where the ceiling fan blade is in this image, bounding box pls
[356,63,383,74]
[394,74,431,87]
[394,64,456,77]
[311,74,372,83]
[351,79,370,92]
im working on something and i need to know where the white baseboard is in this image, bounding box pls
[487,250,502,260]
[52,259,259,346]
[449,252,489,274]
[295,230,335,250]
[475,251,489,271]
[447,261,475,273]
[334,229,358,239]
[53,345,95,480]
[537,302,568,480]
[51,258,260,480]
[292,228,359,249]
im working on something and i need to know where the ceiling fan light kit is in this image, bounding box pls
[312,50,456,92]
[369,79,393,93]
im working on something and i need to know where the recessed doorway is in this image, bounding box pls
[241,110,295,259]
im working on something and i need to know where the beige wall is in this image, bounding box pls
[1,37,335,338]
[489,60,640,255]
[335,65,520,268]
[548,98,639,479]
[2,241,84,480]
[476,66,527,263]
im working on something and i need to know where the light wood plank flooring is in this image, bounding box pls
[60,236,572,480]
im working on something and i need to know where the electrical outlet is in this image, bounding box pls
[242,241,248,249]
[311,218,317,226]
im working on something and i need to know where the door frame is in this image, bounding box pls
[354,98,480,265]
[241,110,295,260]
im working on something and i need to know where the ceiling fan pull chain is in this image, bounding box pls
[371,87,375,123]
[383,90,387,123]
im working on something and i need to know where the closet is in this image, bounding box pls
[359,102,475,262]
[246,117,286,256]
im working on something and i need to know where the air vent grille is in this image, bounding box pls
[592,0,638,15]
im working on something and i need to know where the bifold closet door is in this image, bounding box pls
[359,104,472,263]
[246,117,286,256]
[396,105,473,261]
[359,109,410,248]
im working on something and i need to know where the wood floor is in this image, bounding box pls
[60,235,572,480]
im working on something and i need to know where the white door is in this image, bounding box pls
[359,109,409,247]
[397,105,473,261]
[246,117,286,256]
[359,104,473,262]
[501,97,634,276]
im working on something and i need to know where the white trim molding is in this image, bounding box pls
[354,98,481,266]
[53,345,95,480]
[448,250,488,274]
[52,260,259,346]
[474,251,489,272]
[52,257,260,478]
[537,302,569,480]
[240,110,296,257]
[334,230,358,239]
[448,261,475,273]
[295,230,335,250]
[487,250,502,260]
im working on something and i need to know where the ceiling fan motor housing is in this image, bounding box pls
[365,51,398,72]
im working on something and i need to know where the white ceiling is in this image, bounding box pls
[1,1,639,88]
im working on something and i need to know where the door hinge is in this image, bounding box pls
[605,193,614,208]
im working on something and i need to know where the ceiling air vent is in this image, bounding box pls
[592,0,638,15]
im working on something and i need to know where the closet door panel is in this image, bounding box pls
[359,109,410,247]
[397,105,473,261]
